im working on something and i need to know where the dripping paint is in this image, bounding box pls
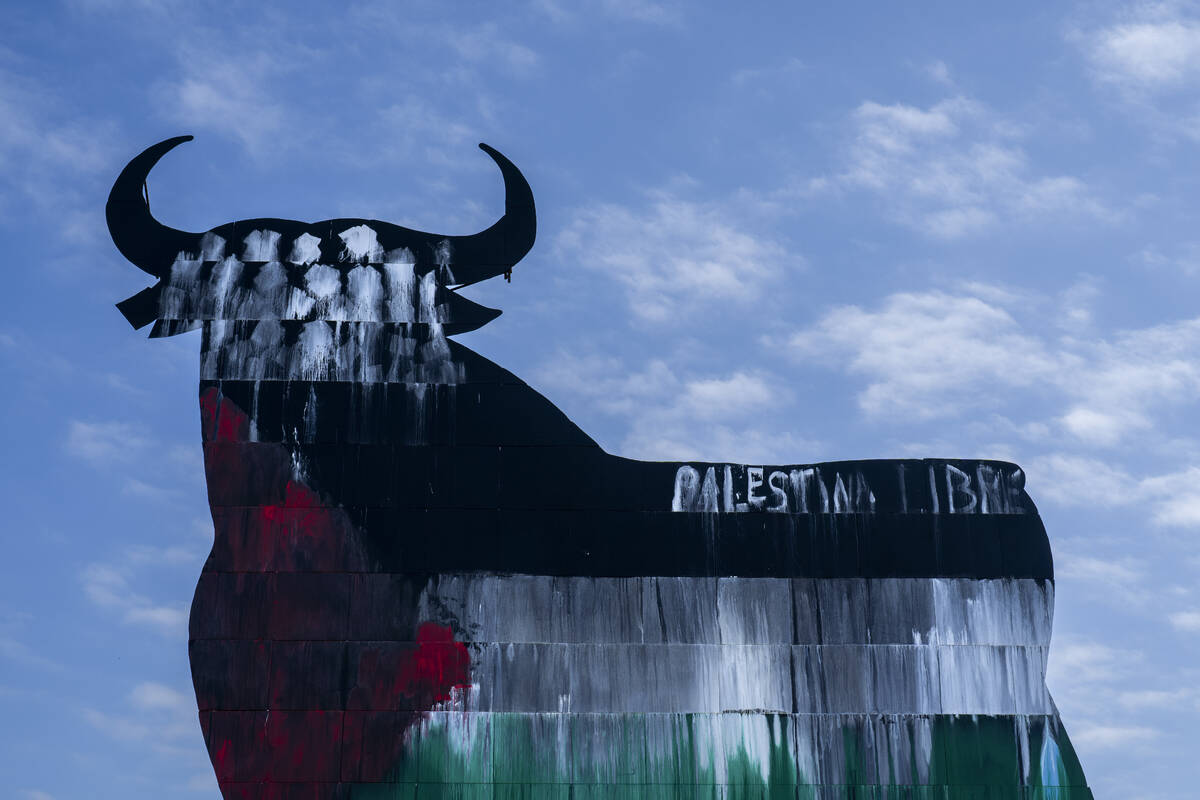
[108,136,1095,798]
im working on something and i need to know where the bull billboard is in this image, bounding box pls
[109,136,1094,798]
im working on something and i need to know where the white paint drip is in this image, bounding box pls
[199,232,226,261]
[208,256,243,320]
[304,263,344,322]
[304,263,341,301]
[382,262,415,321]
[346,265,383,321]
[242,229,281,261]
[383,246,415,266]
[435,238,455,284]
[202,321,463,384]
[160,228,466,328]
[288,233,321,265]
[417,269,441,324]
[162,256,203,319]
[339,224,384,263]
[250,261,287,319]
[296,320,336,381]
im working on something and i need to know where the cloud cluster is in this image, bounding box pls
[80,545,200,636]
[142,7,540,163]
[535,352,820,463]
[65,418,200,502]
[64,420,152,467]
[785,286,1200,450]
[833,97,1109,238]
[1080,3,1200,95]
[1073,1,1200,141]
[555,192,797,322]
[1047,637,1162,757]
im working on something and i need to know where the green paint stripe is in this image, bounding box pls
[346,713,1090,794]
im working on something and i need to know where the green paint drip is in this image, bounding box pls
[347,712,1091,797]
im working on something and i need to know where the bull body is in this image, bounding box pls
[108,138,1093,798]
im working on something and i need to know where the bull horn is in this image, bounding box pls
[475,142,536,261]
[371,143,536,286]
[106,135,203,278]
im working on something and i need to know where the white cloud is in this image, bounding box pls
[1139,241,1200,275]
[1073,3,1200,142]
[1118,687,1200,710]
[161,47,290,156]
[1168,609,1200,631]
[65,420,152,467]
[1058,550,1146,585]
[1044,635,1191,764]
[535,0,681,26]
[130,681,190,712]
[81,558,189,636]
[1027,455,1135,509]
[1139,466,1200,526]
[82,681,196,748]
[1052,536,1153,608]
[82,707,153,742]
[786,287,1200,447]
[442,23,539,74]
[66,420,205,501]
[555,192,798,322]
[833,96,1109,238]
[1058,406,1135,446]
[1082,7,1200,93]
[1049,637,1141,687]
[782,283,1200,529]
[1072,723,1161,749]
[121,477,181,503]
[22,791,55,800]
[535,352,820,463]
[1024,458,1200,528]
[338,96,480,178]
[0,65,119,235]
[786,290,1060,419]
[0,68,115,177]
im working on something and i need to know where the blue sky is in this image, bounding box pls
[2,0,1199,796]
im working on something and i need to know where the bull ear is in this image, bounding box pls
[116,286,162,330]
[107,135,204,278]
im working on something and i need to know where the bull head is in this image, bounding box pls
[107,135,536,338]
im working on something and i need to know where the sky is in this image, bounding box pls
[1,0,1198,796]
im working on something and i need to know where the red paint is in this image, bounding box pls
[214,739,231,776]
[200,385,250,443]
[195,388,471,797]
[199,387,364,572]
[397,622,471,706]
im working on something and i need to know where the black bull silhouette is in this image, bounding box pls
[107,137,1092,798]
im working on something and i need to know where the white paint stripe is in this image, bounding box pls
[416,575,1054,647]
[460,642,1052,715]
